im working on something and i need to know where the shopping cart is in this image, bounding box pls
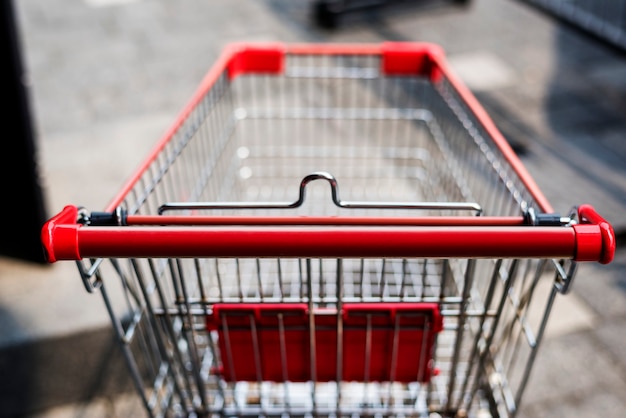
[42,42,615,418]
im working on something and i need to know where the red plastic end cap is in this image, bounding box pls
[41,205,81,263]
[381,42,445,76]
[226,43,286,80]
[577,205,616,264]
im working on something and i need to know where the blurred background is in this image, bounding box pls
[1,0,625,416]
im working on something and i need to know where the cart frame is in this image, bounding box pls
[42,42,615,418]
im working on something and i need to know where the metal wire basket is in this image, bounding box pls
[42,42,615,418]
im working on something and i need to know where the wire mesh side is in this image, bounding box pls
[79,251,570,417]
[119,54,541,219]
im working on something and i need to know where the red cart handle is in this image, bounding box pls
[574,204,615,264]
[42,205,615,264]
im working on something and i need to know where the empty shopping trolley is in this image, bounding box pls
[42,42,615,417]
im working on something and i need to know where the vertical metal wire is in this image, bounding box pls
[514,280,558,409]
[417,318,431,383]
[318,259,325,304]
[213,259,224,302]
[446,259,476,413]
[147,259,196,404]
[192,258,224,407]
[173,259,209,411]
[468,260,520,410]
[457,259,503,411]
[205,76,222,204]
[114,261,166,411]
[308,272,318,415]
[249,314,263,387]
[363,314,372,384]
[235,259,243,301]
[99,279,155,417]
[388,314,400,383]
[256,259,264,301]
[399,259,409,300]
[299,258,305,302]
[219,315,240,413]
[379,259,387,301]
[501,260,542,388]
[130,259,191,413]
[277,313,292,413]
[335,258,344,414]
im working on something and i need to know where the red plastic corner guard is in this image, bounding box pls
[225,42,286,80]
[41,205,81,263]
[381,42,445,77]
[574,205,615,264]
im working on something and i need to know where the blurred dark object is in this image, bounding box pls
[518,0,626,53]
[312,0,471,29]
[0,0,48,264]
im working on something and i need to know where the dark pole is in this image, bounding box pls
[0,0,48,263]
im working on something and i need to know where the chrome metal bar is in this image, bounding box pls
[255,259,264,301]
[335,258,344,413]
[249,314,263,383]
[147,259,197,407]
[158,172,482,214]
[214,259,224,302]
[99,282,155,417]
[308,287,318,414]
[235,259,243,301]
[388,314,399,382]
[173,258,209,411]
[468,259,520,412]
[220,315,236,382]
[417,319,430,382]
[379,259,387,300]
[277,313,292,414]
[364,314,372,382]
[515,282,559,410]
[446,259,477,412]
[76,259,104,293]
[457,259,503,411]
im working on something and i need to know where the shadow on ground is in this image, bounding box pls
[0,319,134,418]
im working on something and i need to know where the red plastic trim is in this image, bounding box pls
[41,205,81,263]
[207,303,442,383]
[226,42,285,80]
[576,204,615,264]
[381,42,444,76]
[572,224,603,262]
[72,226,576,260]
[42,208,615,264]
[343,303,443,332]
